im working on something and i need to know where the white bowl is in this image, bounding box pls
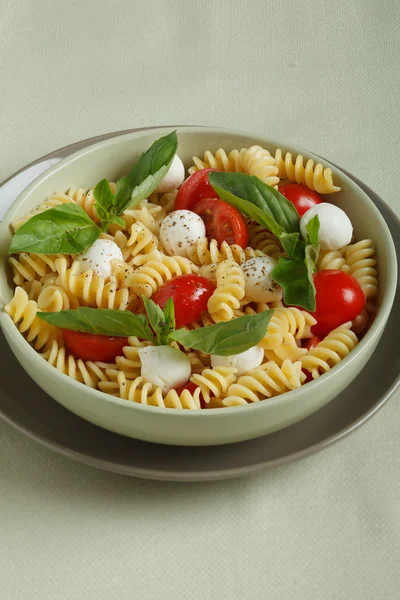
[0,127,397,445]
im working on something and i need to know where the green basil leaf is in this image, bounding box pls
[9,204,101,255]
[93,179,117,221]
[169,311,274,356]
[115,130,178,214]
[163,297,175,335]
[279,232,303,261]
[305,215,320,246]
[142,296,176,345]
[272,257,315,311]
[143,296,165,332]
[208,171,300,237]
[37,307,155,341]
[101,215,126,230]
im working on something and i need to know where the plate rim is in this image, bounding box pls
[0,127,399,481]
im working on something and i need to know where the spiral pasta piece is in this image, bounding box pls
[55,257,132,310]
[300,323,358,379]
[190,366,237,404]
[41,340,116,388]
[37,284,78,312]
[187,238,262,267]
[149,190,178,214]
[113,222,160,266]
[100,372,201,409]
[317,249,349,271]
[11,192,75,231]
[4,286,59,350]
[247,223,284,259]
[223,360,306,406]
[207,260,246,322]
[188,145,279,186]
[128,254,199,298]
[114,336,151,379]
[8,253,64,286]
[122,200,166,234]
[274,149,340,194]
[344,239,378,300]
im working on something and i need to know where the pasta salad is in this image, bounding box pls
[4,131,378,409]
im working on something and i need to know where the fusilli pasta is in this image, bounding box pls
[207,260,246,322]
[300,322,358,379]
[274,148,340,194]
[188,145,279,187]
[223,360,306,406]
[344,239,378,301]
[4,286,60,350]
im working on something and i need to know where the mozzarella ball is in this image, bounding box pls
[138,345,191,393]
[211,345,264,376]
[242,256,283,303]
[155,154,185,193]
[160,210,206,256]
[300,203,353,250]
[76,238,123,279]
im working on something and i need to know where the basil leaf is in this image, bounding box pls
[143,296,176,345]
[163,297,175,335]
[208,171,300,237]
[143,296,165,332]
[272,257,316,311]
[115,130,178,213]
[169,311,274,356]
[37,307,155,341]
[305,215,320,245]
[101,215,126,229]
[278,232,303,261]
[9,204,101,255]
[93,179,117,221]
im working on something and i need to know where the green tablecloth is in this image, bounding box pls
[0,1,399,598]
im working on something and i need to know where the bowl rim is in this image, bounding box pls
[0,125,397,418]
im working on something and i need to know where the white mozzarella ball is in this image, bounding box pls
[138,345,191,393]
[211,345,264,376]
[300,203,353,250]
[155,154,185,193]
[160,210,206,256]
[242,256,283,303]
[76,239,123,279]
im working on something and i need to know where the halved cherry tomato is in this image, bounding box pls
[176,381,206,409]
[151,274,216,329]
[278,183,322,217]
[310,270,365,338]
[61,329,126,362]
[193,198,249,248]
[175,168,219,210]
[302,335,321,351]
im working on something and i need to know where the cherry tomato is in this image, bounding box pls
[176,381,206,409]
[151,274,216,329]
[310,270,365,338]
[278,183,322,217]
[61,329,126,362]
[175,168,219,210]
[302,335,321,351]
[194,197,249,248]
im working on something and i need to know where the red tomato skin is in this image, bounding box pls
[194,197,249,249]
[176,381,206,409]
[303,335,321,351]
[61,329,127,362]
[151,274,216,329]
[278,183,322,217]
[310,270,365,338]
[175,168,219,210]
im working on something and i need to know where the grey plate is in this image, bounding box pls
[0,128,399,482]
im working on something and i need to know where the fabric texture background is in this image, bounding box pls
[0,1,399,598]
